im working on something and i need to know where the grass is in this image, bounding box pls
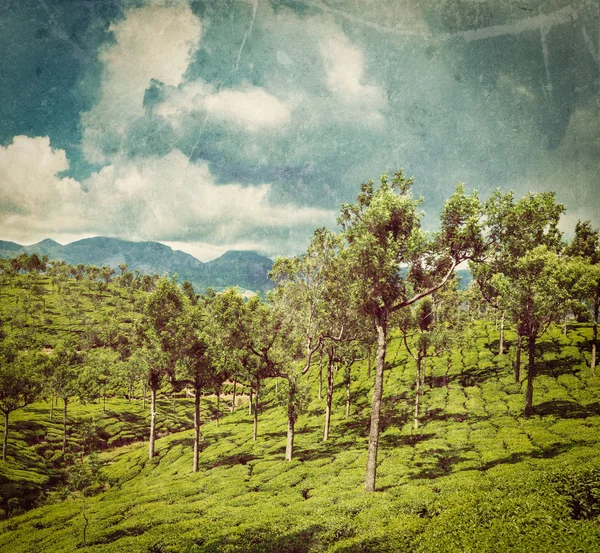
[0,322,599,552]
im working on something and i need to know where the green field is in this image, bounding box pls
[1,322,599,552]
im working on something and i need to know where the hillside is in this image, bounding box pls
[0,238,274,294]
[1,322,599,552]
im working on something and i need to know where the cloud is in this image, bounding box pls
[204,85,292,132]
[0,136,87,242]
[157,81,292,133]
[81,0,202,163]
[315,20,388,125]
[0,136,335,256]
[84,149,334,243]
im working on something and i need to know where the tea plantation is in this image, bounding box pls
[1,323,599,552]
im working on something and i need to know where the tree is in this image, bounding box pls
[173,300,217,472]
[139,277,186,459]
[483,191,569,415]
[339,172,484,491]
[494,247,573,415]
[79,348,120,412]
[0,344,43,460]
[49,342,83,454]
[566,221,600,372]
[212,290,283,442]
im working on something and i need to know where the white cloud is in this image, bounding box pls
[157,81,292,133]
[0,137,335,254]
[204,85,292,132]
[0,136,87,242]
[81,0,202,163]
[84,149,334,241]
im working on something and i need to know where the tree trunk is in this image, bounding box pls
[499,311,505,355]
[50,394,54,421]
[248,386,253,416]
[323,350,335,441]
[193,389,200,473]
[285,417,295,461]
[215,390,220,427]
[366,315,387,492]
[345,367,351,419]
[142,382,147,411]
[149,387,157,459]
[231,380,237,412]
[103,383,106,413]
[421,343,427,390]
[515,332,522,383]
[563,314,567,336]
[592,297,598,374]
[318,350,323,400]
[62,398,68,454]
[367,347,372,380]
[2,411,9,461]
[525,336,536,417]
[253,384,259,441]
[414,354,422,430]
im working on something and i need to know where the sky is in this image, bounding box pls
[0,0,598,261]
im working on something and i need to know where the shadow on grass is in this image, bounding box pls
[536,357,581,378]
[209,453,257,469]
[456,365,498,387]
[534,400,600,419]
[480,441,573,472]
[196,524,325,553]
[420,408,469,424]
[410,447,474,480]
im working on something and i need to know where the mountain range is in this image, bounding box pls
[0,237,274,294]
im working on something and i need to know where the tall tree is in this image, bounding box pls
[339,172,484,491]
[0,344,43,460]
[49,342,83,454]
[566,221,600,372]
[483,191,571,415]
[139,277,186,459]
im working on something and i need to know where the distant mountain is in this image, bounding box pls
[0,237,274,294]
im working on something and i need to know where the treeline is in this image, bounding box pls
[1,171,599,495]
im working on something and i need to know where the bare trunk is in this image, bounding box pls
[414,354,422,430]
[318,350,323,400]
[367,347,372,380]
[2,411,8,461]
[253,385,259,441]
[285,417,295,461]
[563,314,567,336]
[248,386,253,416]
[142,382,147,411]
[421,343,427,390]
[193,389,200,472]
[515,332,522,383]
[50,394,54,421]
[62,398,68,454]
[366,316,387,492]
[149,388,157,459]
[525,336,536,417]
[323,350,334,441]
[499,311,505,355]
[103,383,106,413]
[345,368,351,419]
[231,380,237,412]
[592,298,598,374]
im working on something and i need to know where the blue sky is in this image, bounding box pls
[0,0,598,261]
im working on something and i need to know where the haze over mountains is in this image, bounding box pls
[0,237,274,293]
